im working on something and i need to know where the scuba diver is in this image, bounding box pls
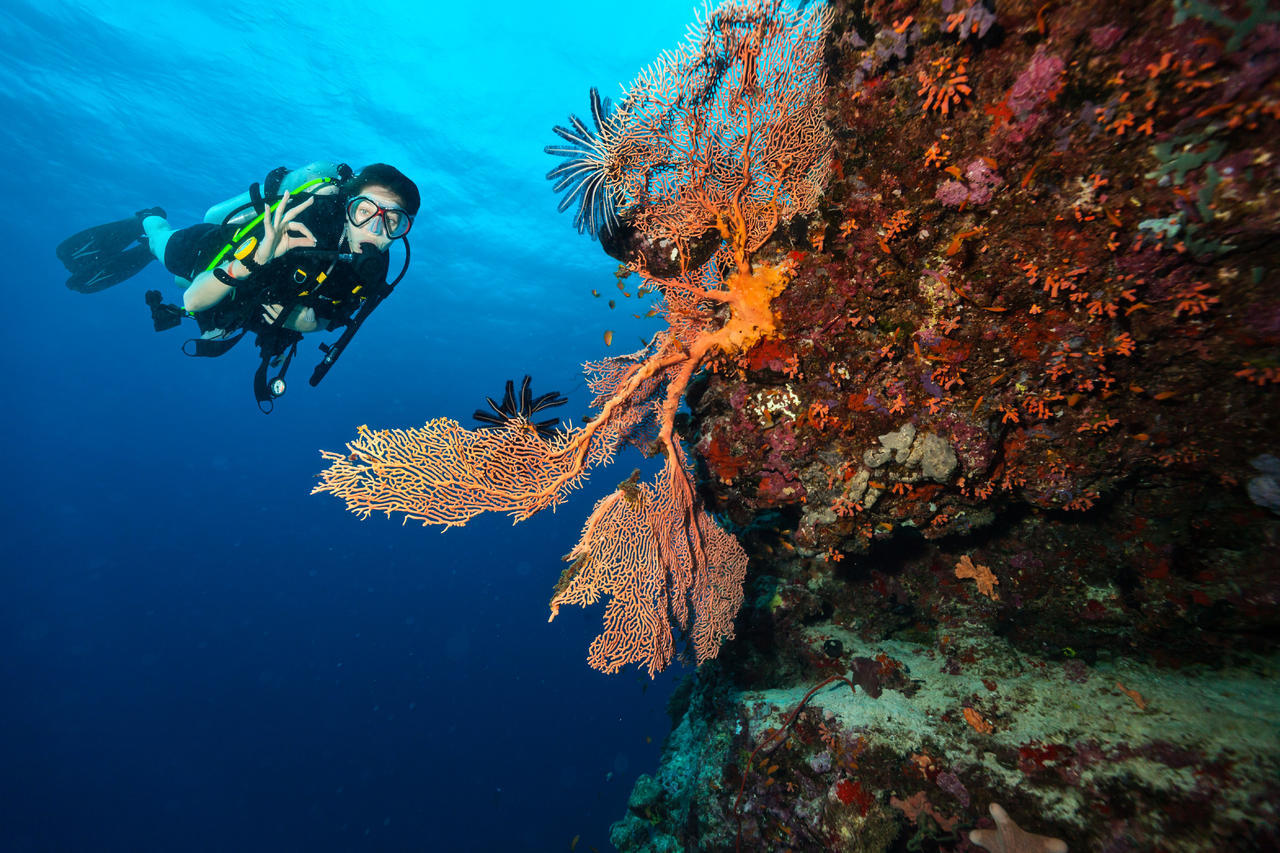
[55,162,420,411]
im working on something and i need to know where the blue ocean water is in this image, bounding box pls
[0,2,704,849]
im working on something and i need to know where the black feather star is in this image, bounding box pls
[473,375,568,440]
[544,87,622,238]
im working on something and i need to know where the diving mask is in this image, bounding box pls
[346,195,413,239]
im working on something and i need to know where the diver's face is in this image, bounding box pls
[345,185,409,253]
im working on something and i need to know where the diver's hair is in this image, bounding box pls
[348,163,420,216]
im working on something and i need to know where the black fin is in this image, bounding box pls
[57,216,146,273]
[57,214,158,293]
[63,243,155,294]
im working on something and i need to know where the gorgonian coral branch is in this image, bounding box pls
[319,0,832,676]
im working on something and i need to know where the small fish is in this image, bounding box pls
[604,330,614,346]
[569,834,580,851]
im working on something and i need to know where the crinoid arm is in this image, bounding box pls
[474,375,569,440]
[544,87,623,237]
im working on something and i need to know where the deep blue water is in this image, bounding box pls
[0,2,703,850]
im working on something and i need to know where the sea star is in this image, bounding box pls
[970,803,1068,853]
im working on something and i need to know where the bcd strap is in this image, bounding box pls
[182,330,248,358]
[248,181,266,216]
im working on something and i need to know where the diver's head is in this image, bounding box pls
[343,164,420,253]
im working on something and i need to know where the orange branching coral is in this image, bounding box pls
[550,460,747,675]
[536,249,789,675]
[607,0,833,259]
[316,0,830,677]
[955,554,1000,600]
[314,419,618,528]
[315,227,795,676]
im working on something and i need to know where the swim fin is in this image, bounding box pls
[57,209,162,294]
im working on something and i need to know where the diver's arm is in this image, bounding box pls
[267,300,347,333]
[285,307,319,333]
[182,262,241,312]
[261,303,319,333]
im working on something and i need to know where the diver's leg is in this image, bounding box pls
[157,223,228,280]
[142,214,174,265]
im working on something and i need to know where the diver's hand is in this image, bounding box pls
[262,303,318,332]
[255,190,317,265]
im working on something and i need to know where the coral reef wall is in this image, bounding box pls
[612,0,1280,849]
